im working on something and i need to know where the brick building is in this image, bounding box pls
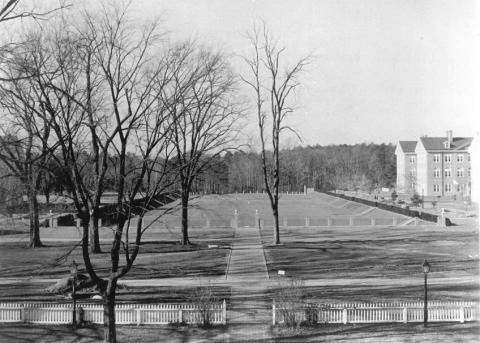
[395,131,473,198]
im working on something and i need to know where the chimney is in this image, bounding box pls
[446,130,453,148]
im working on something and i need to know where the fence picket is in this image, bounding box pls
[272,301,480,325]
[0,301,226,325]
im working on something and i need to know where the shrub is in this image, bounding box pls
[304,303,318,326]
[274,277,305,328]
[410,192,422,207]
[190,283,218,327]
[391,190,398,202]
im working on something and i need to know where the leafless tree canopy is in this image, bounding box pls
[241,23,309,244]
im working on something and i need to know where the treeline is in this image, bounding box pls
[190,143,397,194]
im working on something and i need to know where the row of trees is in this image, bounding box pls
[0,2,241,341]
[187,143,396,195]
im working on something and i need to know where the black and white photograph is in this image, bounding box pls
[0,0,478,342]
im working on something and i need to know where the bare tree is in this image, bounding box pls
[0,0,70,81]
[164,42,240,245]
[241,24,308,244]
[0,31,57,247]
[35,5,180,342]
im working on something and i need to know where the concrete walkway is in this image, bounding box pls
[226,225,270,335]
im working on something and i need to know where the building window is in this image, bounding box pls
[409,155,415,164]
[468,167,471,177]
[444,154,451,162]
[444,168,451,177]
[457,154,464,163]
[433,184,440,192]
[433,169,440,178]
[457,184,461,192]
[445,184,452,193]
[468,154,471,162]
[457,168,464,177]
[433,154,440,163]
[409,169,416,177]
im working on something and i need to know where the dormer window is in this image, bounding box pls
[409,156,415,164]
[443,140,450,149]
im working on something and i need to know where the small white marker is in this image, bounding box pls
[278,270,285,276]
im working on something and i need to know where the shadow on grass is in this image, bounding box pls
[0,323,102,343]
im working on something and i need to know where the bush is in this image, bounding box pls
[304,303,318,326]
[391,190,398,202]
[274,277,305,328]
[410,192,422,207]
[190,283,218,327]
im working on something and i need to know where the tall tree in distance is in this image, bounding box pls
[241,23,309,244]
[165,42,240,245]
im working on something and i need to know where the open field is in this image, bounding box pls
[0,235,231,280]
[0,322,478,343]
[0,192,478,342]
[261,224,479,280]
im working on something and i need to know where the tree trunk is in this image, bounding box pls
[28,186,42,248]
[273,205,280,245]
[103,279,117,343]
[89,211,101,253]
[181,189,190,245]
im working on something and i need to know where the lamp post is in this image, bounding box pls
[422,259,430,327]
[70,260,78,327]
[421,188,424,209]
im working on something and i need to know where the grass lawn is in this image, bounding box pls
[0,322,478,343]
[0,283,231,303]
[0,239,231,280]
[261,222,479,302]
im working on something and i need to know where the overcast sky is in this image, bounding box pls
[128,0,480,146]
[10,0,479,146]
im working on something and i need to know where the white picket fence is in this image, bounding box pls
[273,301,479,325]
[0,301,227,325]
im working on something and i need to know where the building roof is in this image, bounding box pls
[419,137,473,151]
[398,141,417,153]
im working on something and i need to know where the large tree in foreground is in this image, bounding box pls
[164,42,240,245]
[34,4,179,342]
[241,24,308,244]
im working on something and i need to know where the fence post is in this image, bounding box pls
[283,217,288,227]
[21,303,26,322]
[76,218,81,229]
[178,309,183,323]
[99,218,103,228]
[414,217,418,226]
[327,217,332,226]
[49,211,54,228]
[305,217,310,227]
[403,307,408,323]
[460,307,465,323]
[342,308,348,324]
[136,308,141,326]
[222,299,227,325]
[349,217,353,226]
[272,301,276,325]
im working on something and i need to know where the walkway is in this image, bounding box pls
[225,224,270,339]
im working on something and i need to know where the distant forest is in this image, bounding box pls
[0,143,396,206]
[193,143,396,194]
